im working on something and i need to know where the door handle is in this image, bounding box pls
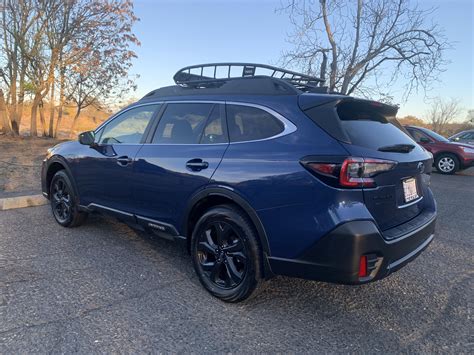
[116,156,133,166]
[186,158,209,171]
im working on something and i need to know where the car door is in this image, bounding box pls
[132,102,228,233]
[71,104,160,217]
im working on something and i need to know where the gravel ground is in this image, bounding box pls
[0,172,472,353]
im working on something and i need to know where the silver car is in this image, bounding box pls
[449,130,474,146]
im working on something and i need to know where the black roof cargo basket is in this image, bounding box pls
[173,63,327,93]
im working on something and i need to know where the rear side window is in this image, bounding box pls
[226,104,284,142]
[152,103,214,144]
[336,101,415,150]
[200,105,228,144]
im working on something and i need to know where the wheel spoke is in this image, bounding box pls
[213,222,232,246]
[204,229,218,249]
[198,241,217,255]
[201,260,216,272]
[209,261,222,282]
[224,257,243,285]
[227,251,247,261]
[222,238,243,253]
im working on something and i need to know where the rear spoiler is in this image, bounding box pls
[299,94,399,116]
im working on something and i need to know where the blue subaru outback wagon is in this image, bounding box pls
[42,63,436,302]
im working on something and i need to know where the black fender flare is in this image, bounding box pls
[46,156,80,200]
[183,186,271,257]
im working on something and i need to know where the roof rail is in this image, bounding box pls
[173,63,326,93]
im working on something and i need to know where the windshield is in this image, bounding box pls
[419,127,450,142]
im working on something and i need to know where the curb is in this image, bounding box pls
[0,194,48,211]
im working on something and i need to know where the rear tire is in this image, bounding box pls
[435,154,459,174]
[191,204,262,302]
[50,170,87,227]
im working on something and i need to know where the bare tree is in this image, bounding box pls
[0,0,138,137]
[426,98,462,134]
[280,0,449,99]
[466,109,474,124]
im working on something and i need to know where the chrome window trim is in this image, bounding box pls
[137,100,297,146]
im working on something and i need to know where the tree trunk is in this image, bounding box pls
[54,66,66,138]
[48,80,55,137]
[69,108,81,138]
[0,89,13,134]
[16,62,27,134]
[39,101,47,137]
[30,93,42,137]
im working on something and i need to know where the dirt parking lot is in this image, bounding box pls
[0,171,472,353]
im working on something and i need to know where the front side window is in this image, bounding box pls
[406,128,430,143]
[152,103,215,144]
[98,105,159,144]
[226,104,284,142]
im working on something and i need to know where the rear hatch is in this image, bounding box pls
[301,96,433,233]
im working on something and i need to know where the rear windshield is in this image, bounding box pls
[337,101,415,150]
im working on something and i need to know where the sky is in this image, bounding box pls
[129,0,473,120]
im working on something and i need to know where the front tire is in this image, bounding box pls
[435,154,459,174]
[50,170,87,227]
[191,204,262,302]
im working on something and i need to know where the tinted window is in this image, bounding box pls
[152,103,214,144]
[336,101,415,150]
[99,105,158,144]
[407,128,430,143]
[200,105,228,144]
[226,104,284,142]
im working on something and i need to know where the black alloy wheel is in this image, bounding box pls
[196,220,247,289]
[50,170,87,227]
[191,205,262,302]
[51,177,72,224]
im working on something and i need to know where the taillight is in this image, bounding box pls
[303,157,396,188]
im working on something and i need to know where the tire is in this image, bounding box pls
[435,154,459,174]
[50,170,87,227]
[191,204,262,302]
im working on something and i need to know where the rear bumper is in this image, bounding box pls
[268,214,436,284]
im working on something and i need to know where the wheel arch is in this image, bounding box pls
[183,187,273,278]
[46,156,79,198]
[433,151,461,165]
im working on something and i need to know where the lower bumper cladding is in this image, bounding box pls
[267,216,436,284]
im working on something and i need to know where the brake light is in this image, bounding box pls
[303,157,396,188]
[340,158,396,188]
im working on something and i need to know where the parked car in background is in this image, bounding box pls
[449,129,474,146]
[42,63,437,302]
[405,126,474,174]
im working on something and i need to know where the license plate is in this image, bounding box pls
[402,177,419,203]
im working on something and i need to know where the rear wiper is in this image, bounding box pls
[378,144,415,153]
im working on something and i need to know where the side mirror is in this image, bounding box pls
[419,137,431,143]
[78,131,95,146]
